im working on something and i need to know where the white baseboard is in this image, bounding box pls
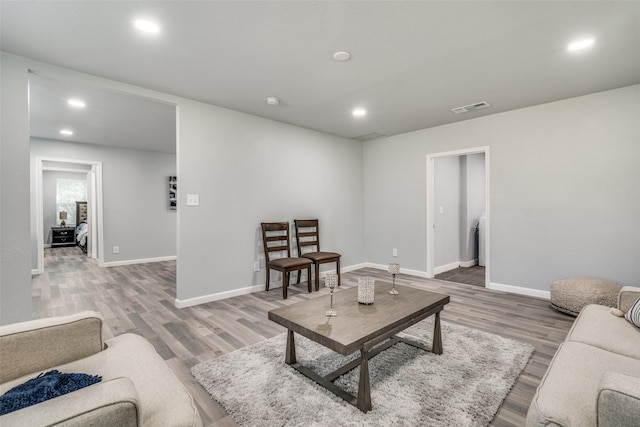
[100,255,177,268]
[175,284,265,308]
[460,259,478,268]
[487,282,550,300]
[434,262,460,275]
[173,261,550,308]
[363,262,430,278]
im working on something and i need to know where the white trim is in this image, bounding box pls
[35,156,104,274]
[426,147,490,286]
[460,259,477,268]
[433,261,461,275]
[363,262,430,278]
[175,284,264,308]
[100,255,176,268]
[488,281,550,300]
[173,261,550,308]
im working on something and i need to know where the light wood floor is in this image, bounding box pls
[32,246,575,426]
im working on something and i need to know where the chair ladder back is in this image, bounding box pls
[261,222,292,262]
[294,219,320,256]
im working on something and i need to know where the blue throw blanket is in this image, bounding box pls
[0,370,102,415]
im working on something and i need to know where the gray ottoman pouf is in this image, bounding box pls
[550,277,621,316]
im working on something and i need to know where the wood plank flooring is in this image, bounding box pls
[31,246,575,426]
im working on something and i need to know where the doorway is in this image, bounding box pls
[426,147,489,286]
[34,157,103,275]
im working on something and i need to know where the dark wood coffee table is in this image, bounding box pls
[268,281,450,412]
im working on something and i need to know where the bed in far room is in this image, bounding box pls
[75,201,88,253]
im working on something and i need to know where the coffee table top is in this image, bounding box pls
[268,281,449,355]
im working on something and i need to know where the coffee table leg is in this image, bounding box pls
[432,311,443,355]
[285,330,296,364]
[357,347,372,412]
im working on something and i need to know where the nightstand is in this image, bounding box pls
[51,226,76,247]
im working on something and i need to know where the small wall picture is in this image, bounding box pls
[169,176,177,210]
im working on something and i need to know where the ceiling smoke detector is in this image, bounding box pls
[451,101,491,114]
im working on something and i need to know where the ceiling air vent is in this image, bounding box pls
[355,132,386,141]
[451,101,491,114]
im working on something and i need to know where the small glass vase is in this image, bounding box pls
[325,273,338,317]
[358,276,375,305]
[388,263,400,295]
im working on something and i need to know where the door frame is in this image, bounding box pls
[426,146,490,283]
[34,156,104,274]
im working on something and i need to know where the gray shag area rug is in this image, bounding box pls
[191,317,534,426]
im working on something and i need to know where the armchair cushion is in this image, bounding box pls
[0,377,141,427]
[0,370,102,415]
[0,311,104,383]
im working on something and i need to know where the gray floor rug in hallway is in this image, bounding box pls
[192,318,534,427]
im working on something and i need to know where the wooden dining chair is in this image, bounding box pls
[261,222,313,299]
[294,219,341,291]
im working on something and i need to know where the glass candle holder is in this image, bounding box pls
[358,276,375,304]
[388,263,400,295]
[325,273,339,317]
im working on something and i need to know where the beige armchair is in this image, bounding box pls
[0,312,202,427]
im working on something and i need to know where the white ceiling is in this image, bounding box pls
[2,1,639,153]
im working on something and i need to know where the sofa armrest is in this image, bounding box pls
[597,372,640,426]
[0,311,104,383]
[618,286,640,313]
[0,377,141,427]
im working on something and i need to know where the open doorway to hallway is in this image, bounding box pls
[426,147,489,287]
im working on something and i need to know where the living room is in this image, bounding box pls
[1,2,639,426]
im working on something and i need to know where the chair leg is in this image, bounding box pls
[282,271,289,299]
[315,262,320,291]
[306,266,312,293]
[265,268,270,291]
[337,259,341,286]
[297,270,301,285]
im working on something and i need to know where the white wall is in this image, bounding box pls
[176,100,364,304]
[364,84,640,292]
[1,53,32,324]
[31,138,177,267]
[461,153,485,263]
[0,53,365,323]
[434,156,461,268]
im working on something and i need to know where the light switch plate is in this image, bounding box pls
[186,194,200,206]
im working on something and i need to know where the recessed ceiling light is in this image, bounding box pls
[134,19,160,34]
[567,38,594,52]
[266,96,280,106]
[60,129,74,136]
[352,108,366,117]
[333,51,351,62]
[67,99,86,108]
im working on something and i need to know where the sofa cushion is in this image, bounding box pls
[625,297,640,328]
[565,304,640,360]
[526,341,640,427]
[597,372,640,426]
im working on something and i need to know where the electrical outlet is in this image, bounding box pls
[253,261,260,272]
[113,246,119,254]
[392,248,398,257]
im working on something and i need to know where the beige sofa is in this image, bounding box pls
[0,311,202,427]
[526,286,640,426]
